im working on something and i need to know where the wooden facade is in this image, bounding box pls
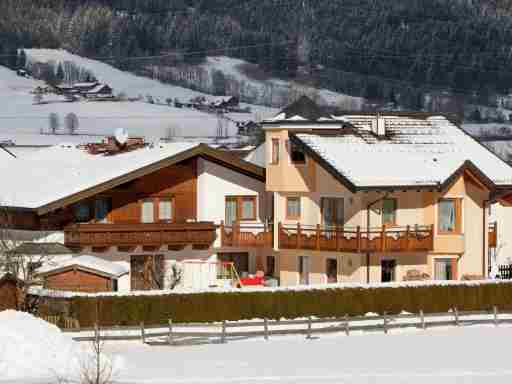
[0,275,21,311]
[42,268,115,293]
[489,222,497,248]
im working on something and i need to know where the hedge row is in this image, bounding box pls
[66,282,512,328]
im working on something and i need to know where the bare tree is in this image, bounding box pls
[65,113,79,134]
[49,112,60,134]
[166,263,183,290]
[79,325,115,384]
[0,207,55,313]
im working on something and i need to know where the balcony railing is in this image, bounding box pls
[220,222,273,248]
[64,222,217,249]
[489,222,498,248]
[279,224,434,253]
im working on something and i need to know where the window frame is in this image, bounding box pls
[157,197,175,223]
[321,197,345,227]
[287,140,306,165]
[437,198,462,235]
[225,196,257,223]
[382,198,397,227]
[286,196,301,220]
[94,196,112,224]
[271,138,280,165]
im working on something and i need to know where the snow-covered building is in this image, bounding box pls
[0,139,272,292]
[261,96,512,285]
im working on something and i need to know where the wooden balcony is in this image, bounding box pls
[220,222,273,248]
[64,222,217,249]
[489,222,498,248]
[279,224,434,253]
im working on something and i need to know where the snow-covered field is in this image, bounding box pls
[0,50,276,146]
[3,308,512,384]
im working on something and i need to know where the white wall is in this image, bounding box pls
[196,158,271,247]
[490,202,512,265]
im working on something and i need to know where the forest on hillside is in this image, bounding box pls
[3,0,512,113]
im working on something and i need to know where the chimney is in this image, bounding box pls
[372,114,386,137]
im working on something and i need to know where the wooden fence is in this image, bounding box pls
[66,307,510,345]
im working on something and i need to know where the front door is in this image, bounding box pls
[299,256,310,285]
[381,259,396,282]
[130,255,164,290]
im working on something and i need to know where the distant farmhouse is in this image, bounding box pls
[54,81,113,100]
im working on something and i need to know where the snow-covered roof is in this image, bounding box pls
[86,84,111,94]
[73,82,98,88]
[0,141,197,210]
[244,144,266,168]
[293,115,512,189]
[36,255,129,278]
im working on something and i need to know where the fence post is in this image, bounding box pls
[383,312,388,334]
[140,322,145,344]
[454,307,459,326]
[221,320,227,344]
[264,318,269,341]
[94,322,99,345]
[168,319,173,345]
[420,309,426,330]
[306,317,312,339]
[344,314,350,336]
[493,306,499,327]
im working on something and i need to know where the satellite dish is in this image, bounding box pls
[114,128,129,145]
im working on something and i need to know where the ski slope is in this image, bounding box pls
[0,50,276,146]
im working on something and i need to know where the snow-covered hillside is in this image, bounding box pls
[0,50,276,146]
[202,56,364,110]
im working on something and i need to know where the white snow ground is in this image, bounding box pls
[5,323,512,384]
[93,326,512,383]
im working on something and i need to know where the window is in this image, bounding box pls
[381,259,396,282]
[326,258,338,283]
[225,196,257,225]
[289,140,306,164]
[321,198,344,227]
[73,202,91,222]
[241,197,256,220]
[141,199,154,223]
[271,139,280,164]
[298,256,310,285]
[158,198,173,222]
[286,197,301,220]
[382,198,397,226]
[94,197,111,223]
[438,198,462,234]
[434,258,455,280]
[266,256,275,277]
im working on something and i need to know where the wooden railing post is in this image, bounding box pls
[356,226,361,253]
[316,224,321,250]
[405,225,410,251]
[278,222,282,249]
[381,225,386,252]
[430,224,435,249]
[335,225,340,252]
[297,223,302,249]
[220,221,225,246]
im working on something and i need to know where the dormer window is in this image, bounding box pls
[271,138,280,164]
[289,141,306,164]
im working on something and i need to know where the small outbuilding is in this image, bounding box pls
[0,274,23,310]
[36,255,129,293]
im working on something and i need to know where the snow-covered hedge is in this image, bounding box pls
[55,280,512,327]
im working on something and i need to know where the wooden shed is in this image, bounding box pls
[0,274,22,310]
[35,255,129,293]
